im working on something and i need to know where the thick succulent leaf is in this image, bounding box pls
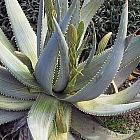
[114,57,140,87]
[60,0,77,32]
[77,34,136,91]
[49,102,71,140]
[114,35,140,87]
[71,109,132,140]
[37,0,48,57]
[77,0,104,49]
[75,77,140,116]
[74,48,111,92]
[5,0,37,68]
[70,0,80,27]
[0,42,39,88]
[0,66,38,100]
[63,1,128,102]
[0,95,33,111]
[35,33,59,94]
[96,32,112,55]
[53,56,61,86]
[59,0,68,19]
[0,110,27,125]
[0,28,15,52]
[27,95,59,140]
[120,35,140,69]
[14,51,34,74]
[35,0,77,94]
[76,100,140,116]
[53,18,69,92]
[92,78,140,105]
[81,0,104,32]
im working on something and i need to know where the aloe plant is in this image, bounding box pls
[0,0,140,139]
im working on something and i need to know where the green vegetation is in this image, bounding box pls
[0,0,140,140]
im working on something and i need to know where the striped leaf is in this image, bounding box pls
[74,48,111,92]
[78,0,104,49]
[0,95,33,111]
[81,0,104,32]
[95,78,140,105]
[75,100,140,116]
[14,51,34,74]
[63,0,128,102]
[0,28,15,52]
[0,42,39,88]
[35,0,77,94]
[49,102,71,140]
[5,0,37,68]
[0,66,38,100]
[27,95,59,140]
[114,57,140,87]
[114,35,140,87]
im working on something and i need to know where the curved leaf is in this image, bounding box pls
[114,57,140,87]
[0,66,37,100]
[74,48,111,92]
[0,42,39,88]
[78,0,104,49]
[14,51,34,74]
[0,95,33,111]
[49,102,71,140]
[37,0,48,57]
[62,0,128,102]
[93,79,140,105]
[0,110,27,125]
[114,35,140,87]
[53,18,69,92]
[35,0,77,94]
[27,95,59,140]
[71,109,132,140]
[76,100,140,116]
[0,28,15,52]
[81,0,104,32]
[5,0,37,68]
[60,0,77,32]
